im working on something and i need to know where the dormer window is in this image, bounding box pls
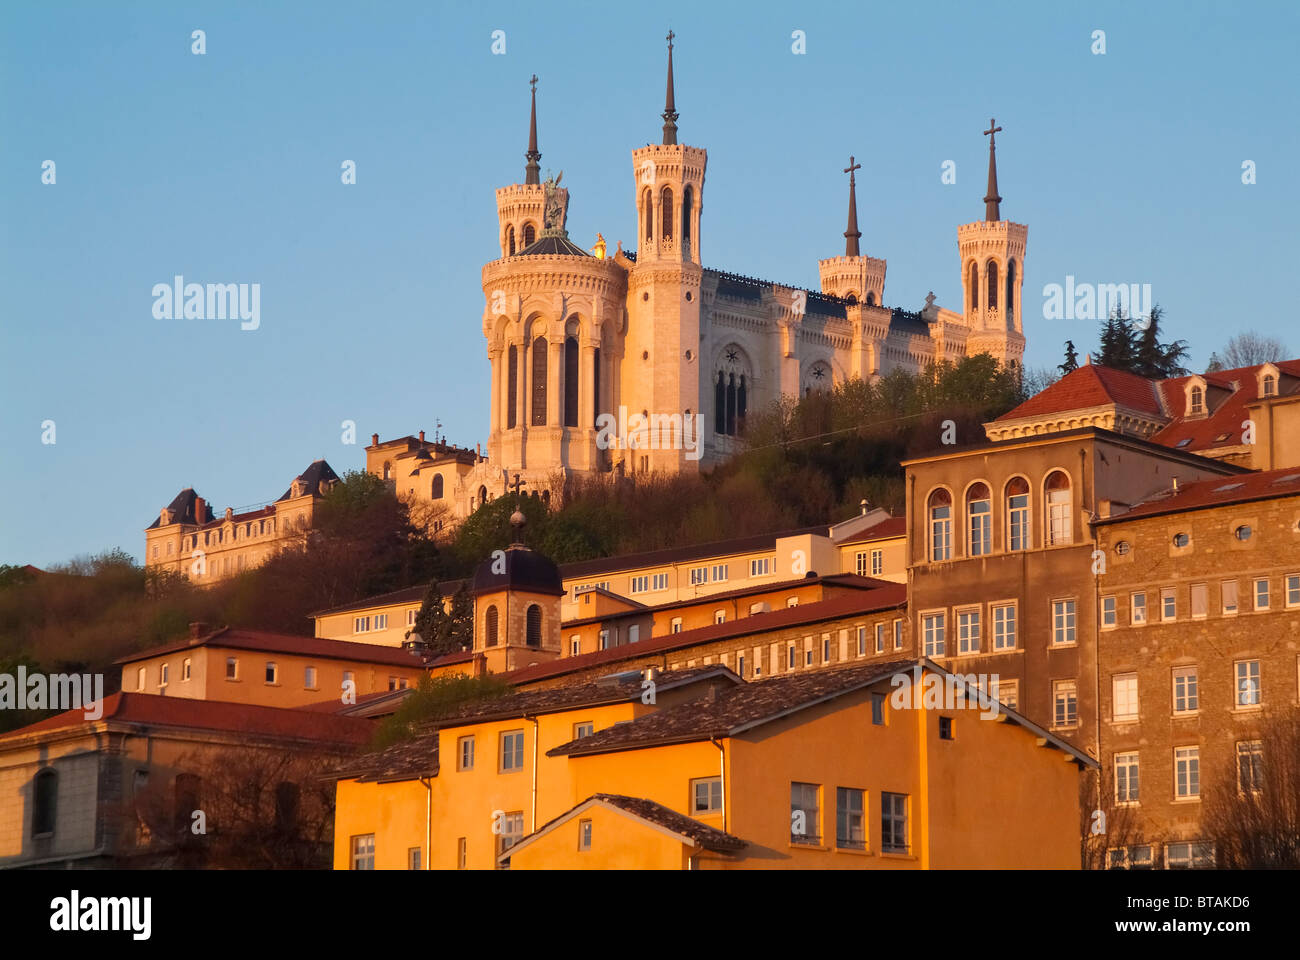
[1189,385,1204,415]
[1262,374,1277,397]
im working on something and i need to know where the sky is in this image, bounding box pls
[2,0,1297,568]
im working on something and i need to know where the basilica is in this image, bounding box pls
[390,34,1030,519]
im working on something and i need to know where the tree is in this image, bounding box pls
[1132,305,1189,378]
[1216,332,1289,369]
[1059,340,1079,375]
[371,673,511,750]
[1097,310,1136,370]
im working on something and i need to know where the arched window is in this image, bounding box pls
[715,370,727,435]
[865,291,876,306]
[726,374,737,435]
[32,768,57,836]
[485,605,499,647]
[682,185,693,253]
[1189,385,1204,414]
[477,485,488,509]
[928,489,952,562]
[382,461,392,481]
[661,186,674,240]
[1045,471,1072,546]
[531,336,547,426]
[507,344,518,429]
[522,223,536,247]
[1263,374,1277,397]
[642,189,653,242]
[968,261,978,310]
[986,260,999,309]
[966,483,992,556]
[1006,477,1030,551]
[526,604,542,647]
[592,347,601,428]
[1005,259,1016,323]
[541,489,551,506]
[431,474,444,499]
[564,336,579,426]
[506,225,516,256]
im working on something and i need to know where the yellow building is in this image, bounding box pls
[332,659,1094,870]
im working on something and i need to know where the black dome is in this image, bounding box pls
[471,546,564,597]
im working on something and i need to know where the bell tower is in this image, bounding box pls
[625,31,708,472]
[494,76,567,258]
[958,118,1027,367]
[818,155,886,306]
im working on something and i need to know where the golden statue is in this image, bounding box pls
[591,233,607,260]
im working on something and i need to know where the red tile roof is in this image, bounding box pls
[1150,360,1300,454]
[503,585,907,686]
[837,516,907,545]
[2,692,374,744]
[995,365,1163,422]
[115,627,428,669]
[1096,466,1300,524]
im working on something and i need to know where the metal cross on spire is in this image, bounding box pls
[662,30,679,145]
[843,155,862,257]
[983,117,1003,222]
[525,75,541,185]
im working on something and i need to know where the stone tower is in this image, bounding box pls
[958,118,1027,368]
[818,156,886,308]
[494,76,567,258]
[624,31,709,473]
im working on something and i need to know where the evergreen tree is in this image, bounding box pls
[1059,340,1079,375]
[1206,352,1224,373]
[1133,305,1189,378]
[1097,309,1137,370]
[444,580,474,654]
[407,578,452,651]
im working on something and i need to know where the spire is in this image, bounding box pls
[843,155,862,257]
[525,74,541,185]
[983,117,1003,221]
[661,30,678,145]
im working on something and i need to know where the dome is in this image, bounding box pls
[470,545,564,597]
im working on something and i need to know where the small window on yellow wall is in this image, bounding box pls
[578,819,592,851]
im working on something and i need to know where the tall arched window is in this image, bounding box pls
[431,475,444,499]
[715,371,727,435]
[1189,385,1205,414]
[1006,477,1030,551]
[966,483,992,556]
[1263,374,1277,397]
[526,604,542,647]
[32,768,57,836]
[1005,259,1016,323]
[1045,471,1072,546]
[531,336,547,426]
[661,186,674,240]
[506,225,516,256]
[485,605,499,647]
[968,261,978,309]
[477,485,488,509]
[986,260,999,309]
[865,291,876,306]
[642,189,653,242]
[592,347,601,428]
[382,461,392,480]
[682,185,693,253]
[522,223,536,247]
[726,374,737,435]
[564,336,579,426]
[507,344,518,429]
[928,489,952,562]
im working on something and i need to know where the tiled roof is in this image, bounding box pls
[1150,360,1300,453]
[517,234,592,257]
[994,365,1163,422]
[330,731,439,783]
[837,516,907,546]
[2,692,374,745]
[558,524,829,580]
[309,580,466,618]
[549,659,914,756]
[114,626,428,668]
[1095,466,1300,524]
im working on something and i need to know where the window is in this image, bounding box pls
[1255,578,1270,610]
[1045,471,1072,545]
[484,605,499,647]
[374,613,388,630]
[1107,845,1153,869]
[496,812,524,862]
[692,777,722,814]
[651,572,669,591]
[32,768,57,837]
[1115,540,1131,556]
[1173,667,1199,714]
[342,669,353,691]
[457,837,467,869]
[992,678,1019,711]
[350,834,375,870]
[182,658,191,682]
[1166,841,1214,869]
[786,597,799,608]
[1287,574,1300,607]
[137,666,146,691]
[500,731,525,772]
[599,629,610,649]
[265,662,278,684]
[354,616,370,634]
[225,657,238,680]
[1236,660,1260,707]
[159,663,169,688]
[928,489,952,561]
[956,609,980,655]
[836,788,865,849]
[1112,673,1138,721]
[1052,599,1076,645]
[871,692,885,725]
[938,716,953,740]
[388,676,408,691]
[871,549,883,576]
[1237,741,1263,794]
[304,666,317,689]
[1053,680,1078,727]
[854,551,868,577]
[790,782,821,845]
[1101,596,1117,628]
[578,819,592,851]
[1161,588,1176,622]
[737,654,746,678]
[670,618,682,634]
[1113,752,1140,804]
[750,557,772,577]
[570,636,581,655]
[874,623,885,654]
[457,736,475,771]
[689,566,708,585]
[1234,524,1252,541]
[1190,583,1208,619]
[574,722,594,740]
[857,625,867,657]
[787,644,797,669]
[893,619,903,651]
[1174,746,1200,799]
[1189,385,1204,414]
[1222,580,1238,614]
[1173,532,1190,548]
[822,635,830,662]
[628,624,640,644]
[1006,477,1030,551]
[966,483,992,556]
[525,604,542,647]
[1132,592,1147,625]
[630,575,649,594]
[711,564,729,582]
[922,613,945,657]
[881,793,908,853]
[1262,373,1277,396]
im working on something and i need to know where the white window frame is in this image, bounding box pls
[1101,595,1117,629]
[1131,592,1147,625]
[1052,598,1077,646]
[1114,752,1140,805]
[956,608,981,656]
[1112,673,1138,722]
[1255,578,1270,611]
[1053,679,1078,728]
[921,611,946,657]
[870,549,883,577]
[1174,746,1200,800]
[1172,666,1198,715]
[1235,659,1261,708]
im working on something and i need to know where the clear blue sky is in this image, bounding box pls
[2,1,1297,567]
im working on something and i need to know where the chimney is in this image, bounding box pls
[189,621,208,639]
[419,430,425,443]
[476,443,481,458]
[643,665,659,684]
[194,496,206,523]
[860,499,870,516]
[225,507,233,521]
[371,432,379,447]
[473,652,488,678]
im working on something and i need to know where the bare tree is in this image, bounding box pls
[1216,332,1289,369]
[1202,706,1300,868]
[1080,762,1149,870]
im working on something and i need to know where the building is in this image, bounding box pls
[374,34,1029,518]
[144,459,341,583]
